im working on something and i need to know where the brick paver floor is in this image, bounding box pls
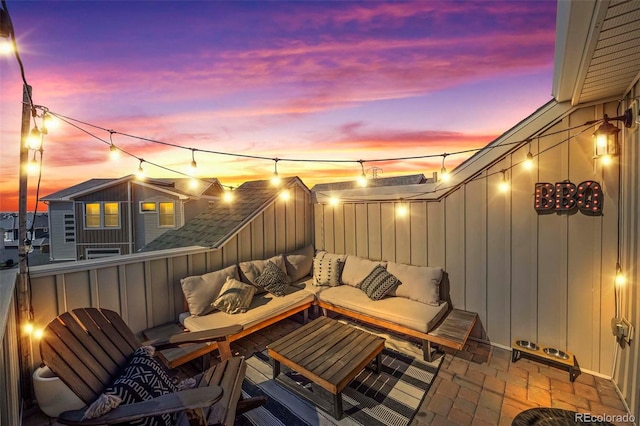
[23,315,635,426]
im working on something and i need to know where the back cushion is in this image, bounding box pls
[284,244,315,281]
[341,255,386,287]
[312,251,345,287]
[181,264,239,316]
[386,262,443,306]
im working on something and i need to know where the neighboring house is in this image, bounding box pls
[141,177,311,252]
[0,212,49,266]
[40,176,223,260]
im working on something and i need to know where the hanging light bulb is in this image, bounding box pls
[615,263,626,287]
[357,160,367,187]
[42,113,57,132]
[223,189,234,203]
[396,200,408,217]
[440,154,450,182]
[0,7,12,56]
[279,189,290,201]
[329,197,339,206]
[27,152,39,174]
[108,131,119,160]
[136,159,145,180]
[26,128,42,150]
[523,140,534,170]
[23,321,34,335]
[189,149,198,176]
[601,155,613,166]
[499,170,510,192]
[271,159,281,186]
[33,328,44,340]
[189,178,199,189]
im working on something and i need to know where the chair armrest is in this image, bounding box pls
[57,386,223,425]
[142,324,243,350]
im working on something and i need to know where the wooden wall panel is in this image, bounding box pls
[64,271,92,311]
[323,205,335,253]
[333,204,346,255]
[427,202,445,268]
[409,202,427,266]
[486,161,511,344]
[238,226,253,262]
[343,204,357,255]
[314,203,324,250]
[149,259,170,327]
[464,176,487,331]
[124,263,147,333]
[275,198,287,254]
[445,189,466,309]
[295,187,306,248]
[395,202,412,265]
[263,204,276,256]
[355,204,368,257]
[380,203,396,262]
[536,119,569,351]
[96,267,120,313]
[251,214,265,260]
[367,204,382,260]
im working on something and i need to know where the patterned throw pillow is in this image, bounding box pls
[83,347,177,425]
[213,277,256,314]
[357,265,399,300]
[254,261,292,297]
[313,251,344,287]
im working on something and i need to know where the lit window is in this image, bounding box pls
[159,202,175,227]
[85,203,101,228]
[104,203,119,227]
[140,202,156,212]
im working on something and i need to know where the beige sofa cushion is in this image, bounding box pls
[284,244,315,281]
[180,264,239,316]
[313,251,345,286]
[239,255,287,286]
[184,283,315,332]
[212,277,256,314]
[316,285,448,333]
[341,255,386,287]
[387,262,443,306]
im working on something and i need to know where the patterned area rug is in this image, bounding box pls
[236,346,442,426]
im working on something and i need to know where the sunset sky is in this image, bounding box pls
[0,1,557,211]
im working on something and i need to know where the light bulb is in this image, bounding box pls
[271,172,281,186]
[23,322,34,335]
[440,168,450,182]
[358,174,367,187]
[615,272,626,287]
[280,189,290,201]
[42,114,57,131]
[0,39,12,55]
[27,158,39,174]
[396,204,408,217]
[329,197,339,206]
[189,160,197,176]
[137,162,145,179]
[596,134,608,148]
[189,178,199,189]
[499,180,510,192]
[33,328,44,340]
[109,144,119,160]
[601,155,613,165]
[223,190,233,203]
[524,152,534,170]
[26,128,41,150]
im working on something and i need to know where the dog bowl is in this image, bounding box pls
[515,340,539,351]
[543,348,570,360]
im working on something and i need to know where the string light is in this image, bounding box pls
[109,130,119,160]
[440,154,450,182]
[27,152,39,174]
[137,159,145,180]
[499,169,510,192]
[615,263,626,287]
[329,197,340,206]
[601,155,613,166]
[523,140,534,170]
[279,189,290,201]
[223,189,234,203]
[396,199,408,217]
[358,160,367,187]
[26,128,41,150]
[189,149,198,176]
[23,322,34,334]
[271,158,281,186]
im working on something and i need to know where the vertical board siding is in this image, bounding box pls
[1,287,20,426]
[312,103,627,379]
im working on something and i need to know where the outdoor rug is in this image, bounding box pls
[235,346,442,426]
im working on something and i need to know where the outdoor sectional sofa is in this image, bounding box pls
[146,245,477,368]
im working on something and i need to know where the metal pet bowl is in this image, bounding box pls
[543,347,570,360]
[515,340,539,351]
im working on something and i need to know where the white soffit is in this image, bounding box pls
[554,0,640,106]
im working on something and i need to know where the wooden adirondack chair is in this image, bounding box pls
[39,308,266,425]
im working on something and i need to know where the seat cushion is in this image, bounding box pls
[317,285,448,333]
[181,264,239,316]
[84,347,177,425]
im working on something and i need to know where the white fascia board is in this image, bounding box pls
[133,180,191,200]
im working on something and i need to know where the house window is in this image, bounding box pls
[84,202,120,229]
[140,202,156,212]
[3,231,12,241]
[159,202,175,227]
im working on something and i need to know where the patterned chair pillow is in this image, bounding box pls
[254,260,292,297]
[357,265,399,300]
[213,277,256,314]
[83,346,177,425]
[313,251,345,287]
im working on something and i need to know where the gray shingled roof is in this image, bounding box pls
[41,179,117,201]
[311,173,427,192]
[141,177,306,251]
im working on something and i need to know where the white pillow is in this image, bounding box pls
[180,264,239,316]
[312,251,345,287]
[284,244,314,281]
[239,255,286,286]
[341,255,386,287]
[386,262,443,306]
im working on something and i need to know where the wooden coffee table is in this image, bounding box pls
[267,316,386,419]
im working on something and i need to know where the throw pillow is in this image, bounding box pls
[213,277,256,314]
[83,346,176,425]
[313,251,344,287]
[238,255,287,287]
[357,265,399,300]
[284,244,315,281]
[386,262,443,306]
[341,255,386,287]
[254,260,292,296]
[180,264,239,316]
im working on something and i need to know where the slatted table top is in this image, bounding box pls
[267,316,386,394]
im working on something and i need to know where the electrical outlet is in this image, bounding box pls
[612,317,634,343]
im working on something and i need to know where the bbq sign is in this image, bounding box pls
[534,181,603,216]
